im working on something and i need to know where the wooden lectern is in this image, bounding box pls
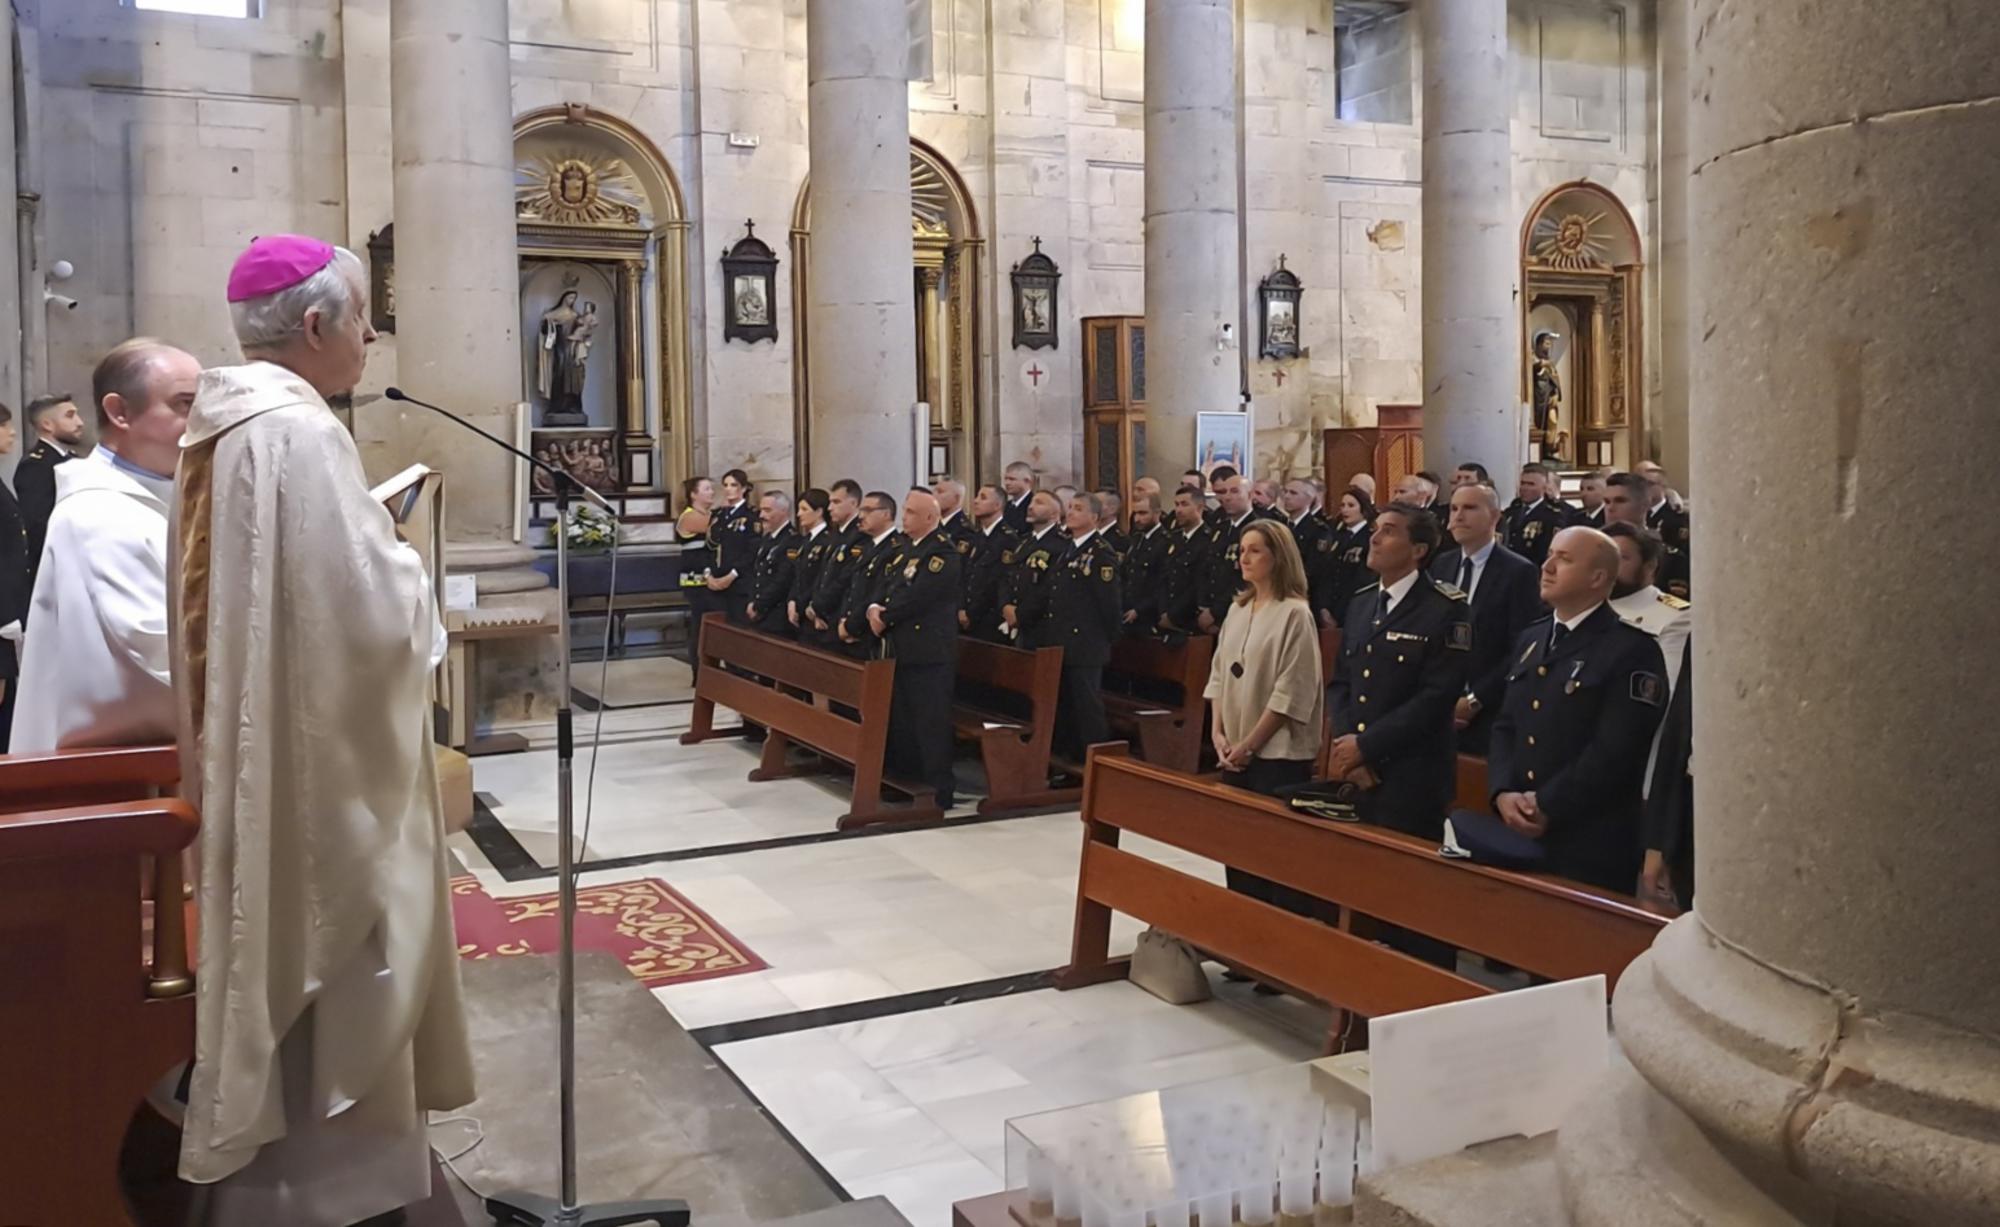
[1323,403,1422,499]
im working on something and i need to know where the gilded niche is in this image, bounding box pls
[516,152,646,227]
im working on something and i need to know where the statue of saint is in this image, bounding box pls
[1531,331,1563,455]
[537,289,581,405]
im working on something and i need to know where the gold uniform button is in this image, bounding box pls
[1537,666,1548,676]
[1532,699,1541,711]
[1527,735,1536,746]
[1363,669,1371,678]
[1358,695,1367,704]
[1356,722,1367,732]
[1366,645,1374,654]
[1527,770,1536,782]
[1397,654,1406,663]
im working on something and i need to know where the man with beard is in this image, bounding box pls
[744,489,799,636]
[1120,490,1171,634]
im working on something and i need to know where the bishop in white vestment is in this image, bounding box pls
[172,235,474,1226]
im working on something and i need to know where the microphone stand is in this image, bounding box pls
[383,389,689,1227]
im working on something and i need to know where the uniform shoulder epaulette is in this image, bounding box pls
[1659,592,1690,610]
[1431,579,1468,602]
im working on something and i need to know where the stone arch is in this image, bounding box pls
[511,104,693,499]
[1519,181,1645,470]
[789,139,986,492]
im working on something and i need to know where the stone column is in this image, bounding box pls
[389,0,521,541]
[1143,0,1241,482]
[805,0,916,497]
[1653,0,1692,488]
[1418,0,1517,494]
[1560,2,2000,1223]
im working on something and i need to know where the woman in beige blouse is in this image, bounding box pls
[1204,519,1324,797]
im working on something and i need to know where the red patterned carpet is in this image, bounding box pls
[451,875,767,987]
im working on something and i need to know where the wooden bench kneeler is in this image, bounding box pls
[1102,633,1214,773]
[681,613,942,829]
[1059,747,1665,1049]
[952,639,1073,815]
[0,745,196,1227]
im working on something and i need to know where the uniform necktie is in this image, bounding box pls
[1458,556,1474,595]
[1550,622,1571,653]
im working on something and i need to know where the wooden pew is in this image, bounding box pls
[1455,753,1493,815]
[681,613,942,829]
[0,746,196,1227]
[1101,633,1214,773]
[952,639,1075,816]
[1059,748,1665,1047]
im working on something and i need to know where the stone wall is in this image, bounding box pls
[27,0,1665,499]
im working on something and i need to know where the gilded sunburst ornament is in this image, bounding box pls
[517,152,646,227]
[1532,208,1612,270]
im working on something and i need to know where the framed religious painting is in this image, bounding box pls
[1258,254,1302,361]
[720,220,779,344]
[1195,411,1250,482]
[1011,237,1061,350]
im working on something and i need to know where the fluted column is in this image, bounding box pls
[1143,0,1241,481]
[805,0,917,497]
[1418,0,1517,495]
[1560,2,2000,1222]
[389,0,522,541]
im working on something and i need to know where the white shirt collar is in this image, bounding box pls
[1032,523,1055,539]
[1649,498,1667,516]
[807,521,826,539]
[871,528,895,545]
[1180,522,1203,538]
[980,516,1002,536]
[43,437,72,457]
[1556,601,1605,632]
[1071,527,1096,547]
[1380,568,1422,612]
[1523,496,1544,512]
[1229,510,1253,530]
[1465,538,1496,566]
[908,528,934,549]
[1012,491,1031,506]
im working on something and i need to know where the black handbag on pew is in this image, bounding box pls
[1439,808,1548,870]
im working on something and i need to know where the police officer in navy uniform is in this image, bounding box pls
[14,393,84,582]
[1156,484,1214,636]
[1000,462,1037,533]
[1198,473,1257,632]
[1498,462,1573,568]
[707,468,761,625]
[1278,478,1325,558]
[1094,490,1128,557]
[0,405,30,749]
[744,490,800,637]
[1636,461,1691,599]
[961,483,1021,642]
[1119,490,1172,635]
[803,479,866,650]
[1488,526,1668,894]
[1000,490,1065,642]
[933,477,978,550]
[1313,487,1375,630]
[1324,503,1471,841]
[868,490,962,807]
[839,490,907,659]
[1028,492,1123,764]
[786,487,835,639]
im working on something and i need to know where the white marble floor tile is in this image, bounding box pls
[790,1106,969,1184]
[769,967,903,1012]
[842,1152,1005,1227]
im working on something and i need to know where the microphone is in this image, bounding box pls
[382,386,617,515]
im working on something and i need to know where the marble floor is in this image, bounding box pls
[454,710,1328,1225]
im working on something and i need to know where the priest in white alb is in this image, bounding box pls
[173,234,474,1226]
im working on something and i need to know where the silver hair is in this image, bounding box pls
[1076,491,1107,520]
[934,478,964,501]
[229,246,366,354]
[761,489,793,513]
